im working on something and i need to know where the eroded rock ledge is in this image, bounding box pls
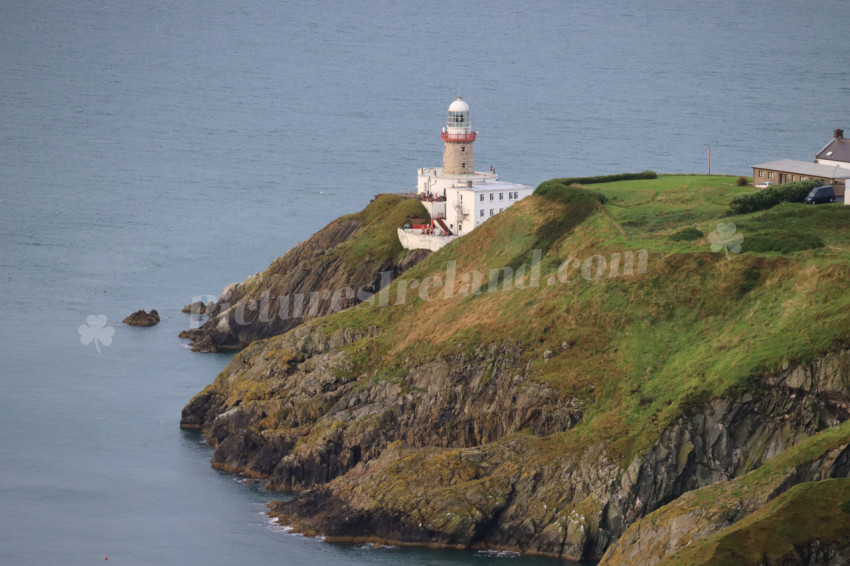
[181,325,850,561]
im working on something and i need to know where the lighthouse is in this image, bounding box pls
[400,96,535,252]
[441,97,476,175]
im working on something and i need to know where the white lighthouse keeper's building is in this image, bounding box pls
[400,97,534,251]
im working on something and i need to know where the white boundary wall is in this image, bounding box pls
[397,228,457,252]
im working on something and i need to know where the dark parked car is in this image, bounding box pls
[804,185,835,204]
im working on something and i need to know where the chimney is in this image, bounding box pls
[835,128,844,139]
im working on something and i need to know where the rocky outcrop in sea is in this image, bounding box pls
[123,309,160,326]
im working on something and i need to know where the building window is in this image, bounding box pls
[758,170,764,178]
[461,146,466,153]
[490,193,494,200]
[513,192,518,199]
[490,209,494,216]
[499,193,504,200]
[479,209,484,217]
[768,172,774,179]
[479,194,484,201]
[461,162,466,169]
[508,193,513,200]
[499,208,503,212]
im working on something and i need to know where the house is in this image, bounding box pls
[815,129,850,167]
[751,159,850,197]
[751,128,850,199]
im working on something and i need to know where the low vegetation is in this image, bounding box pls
[660,480,850,565]
[669,227,704,241]
[325,194,430,268]
[729,178,823,214]
[539,170,658,188]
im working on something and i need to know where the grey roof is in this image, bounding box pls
[816,137,850,163]
[751,159,850,179]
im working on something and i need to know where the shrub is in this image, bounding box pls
[538,171,657,190]
[670,227,704,241]
[737,176,749,186]
[534,183,607,205]
[739,266,761,294]
[535,171,661,206]
[741,231,824,254]
[729,179,823,214]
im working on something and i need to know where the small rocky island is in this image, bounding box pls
[123,309,160,326]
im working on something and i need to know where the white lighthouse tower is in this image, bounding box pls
[401,97,534,252]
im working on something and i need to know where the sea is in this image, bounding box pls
[1,1,847,564]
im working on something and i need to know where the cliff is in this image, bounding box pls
[182,175,850,562]
[602,420,850,566]
[179,195,430,351]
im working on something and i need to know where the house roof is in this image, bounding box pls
[751,159,850,180]
[816,137,850,163]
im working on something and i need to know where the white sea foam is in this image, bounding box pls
[266,516,294,534]
[476,549,521,558]
[357,543,399,551]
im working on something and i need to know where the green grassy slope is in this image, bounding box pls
[659,479,850,565]
[310,175,850,458]
[252,193,430,293]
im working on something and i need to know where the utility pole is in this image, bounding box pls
[708,145,711,175]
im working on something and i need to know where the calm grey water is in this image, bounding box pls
[1,1,847,564]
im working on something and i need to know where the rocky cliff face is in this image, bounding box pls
[268,346,850,561]
[179,195,430,351]
[604,455,850,566]
[181,326,580,490]
[181,320,850,561]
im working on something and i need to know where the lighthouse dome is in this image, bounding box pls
[446,97,470,130]
[448,98,469,113]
